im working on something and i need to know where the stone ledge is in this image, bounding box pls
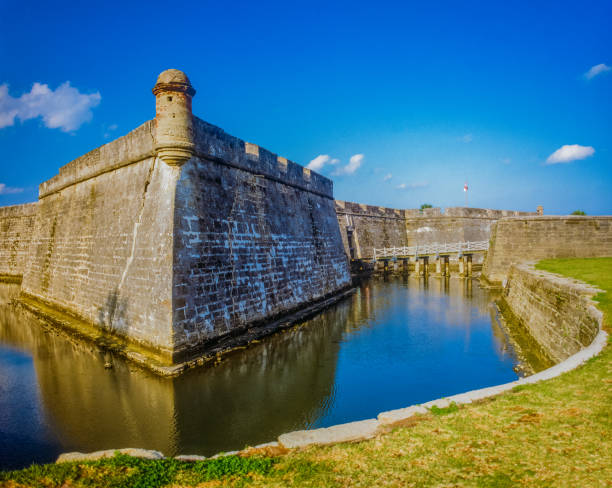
[57,448,164,463]
[278,419,380,449]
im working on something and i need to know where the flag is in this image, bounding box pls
[464,182,468,192]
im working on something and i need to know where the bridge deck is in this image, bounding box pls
[373,240,489,260]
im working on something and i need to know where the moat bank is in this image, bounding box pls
[0,277,540,470]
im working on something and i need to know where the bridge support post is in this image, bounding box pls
[459,256,465,276]
[414,257,420,276]
[402,258,409,274]
[435,257,441,276]
[466,254,473,277]
[423,256,429,276]
[443,256,449,276]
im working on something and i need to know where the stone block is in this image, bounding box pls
[278,418,379,448]
[377,405,427,425]
[56,448,165,463]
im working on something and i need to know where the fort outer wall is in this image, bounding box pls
[482,216,612,285]
[335,200,537,263]
[0,203,38,282]
[14,69,350,370]
[171,117,351,361]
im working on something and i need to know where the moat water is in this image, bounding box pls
[0,277,542,469]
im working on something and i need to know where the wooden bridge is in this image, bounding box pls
[373,240,489,260]
[369,240,490,277]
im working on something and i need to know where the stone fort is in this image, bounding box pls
[1,69,610,374]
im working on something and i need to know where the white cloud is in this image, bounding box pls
[459,134,473,143]
[396,182,428,191]
[0,183,24,195]
[546,144,595,164]
[108,123,118,131]
[0,82,101,132]
[334,153,364,175]
[584,63,611,80]
[307,154,330,171]
[383,173,392,181]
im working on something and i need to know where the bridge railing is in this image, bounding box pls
[373,240,489,260]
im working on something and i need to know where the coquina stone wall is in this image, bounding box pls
[20,121,179,357]
[483,216,612,284]
[502,263,602,363]
[335,201,537,260]
[335,201,412,259]
[12,69,350,367]
[171,118,350,359]
[0,203,38,280]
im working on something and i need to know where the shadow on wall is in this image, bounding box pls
[97,288,129,333]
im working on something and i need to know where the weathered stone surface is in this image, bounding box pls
[21,152,178,359]
[253,441,279,449]
[5,70,351,369]
[482,216,612,284]
[56,448,164,463]
[422,398,452,409]
[501,263,603,363]
[377,405,427,425]
[172,129,351,357]
[209,450,240,459]
[335,200,537,261]
[0,203,37,280]
[278,419,379,448]
[175,454,207,462]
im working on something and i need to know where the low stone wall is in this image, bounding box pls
[0,203,38,281]
[501,263,602,363]
[483,216,612,284]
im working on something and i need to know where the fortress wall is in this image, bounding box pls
[0,203,38,280]
[502,264,601,363]
[39,122,155,197]
[171,120,351,357]
[192,118,333,199]
[335,201,410,259]
[444,207,536,219]
[336,201,538,261]
[482,216,612,284]
[21,123,179,357]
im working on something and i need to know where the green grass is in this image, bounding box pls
[430,402,460,416]
[0,454,280,487]
[2,257,611,487]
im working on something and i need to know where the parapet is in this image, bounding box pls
[444,207,538,218]
[39,121,156,198]
[192,117,334,199]
[335,200,410,218]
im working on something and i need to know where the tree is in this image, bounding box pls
[571,210,586,216]
[420,203,433,211]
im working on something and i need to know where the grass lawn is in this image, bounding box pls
[2,258,611,487]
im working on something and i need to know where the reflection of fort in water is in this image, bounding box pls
[0,276,534,466]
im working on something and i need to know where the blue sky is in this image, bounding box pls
[0,0,610,214]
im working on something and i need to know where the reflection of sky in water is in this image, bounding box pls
[0,278,522,470]
[320,278,516,427]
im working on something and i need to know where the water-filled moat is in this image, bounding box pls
[0,277,545,469]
